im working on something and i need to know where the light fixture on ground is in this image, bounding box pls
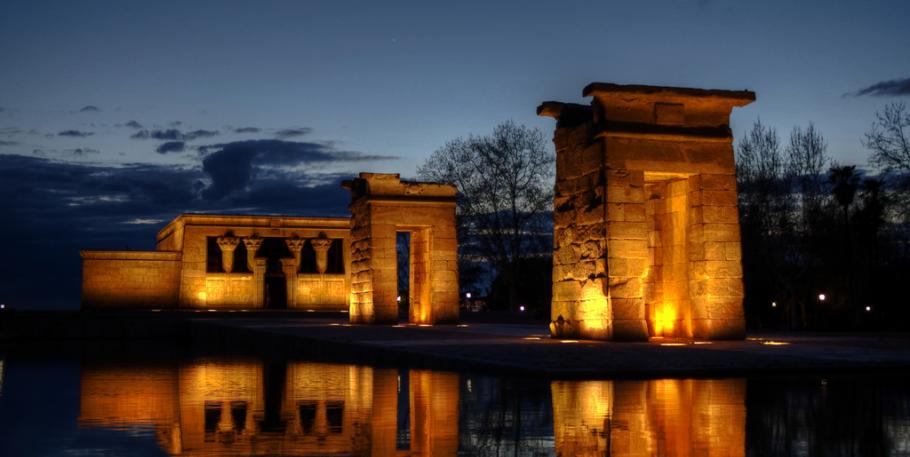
[865,306,872,312]
[818,293,826,301]
[771,302,777,308]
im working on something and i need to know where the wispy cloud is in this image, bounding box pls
[79,105,101,112]
[848,77,910,97]
[275,127,312,138]
[233,126,261,134]
[156,141,185,154]
[58,129,94,138]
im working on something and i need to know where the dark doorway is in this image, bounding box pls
[259,238,291,309]
[397,232,410,322]
[265,277,286,309]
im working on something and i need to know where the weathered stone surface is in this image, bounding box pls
[540,82,752,341]
[343,173,459,325]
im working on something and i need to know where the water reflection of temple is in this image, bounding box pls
[78,361,458,456]
[79,361,750,456]
[551,379,746,457]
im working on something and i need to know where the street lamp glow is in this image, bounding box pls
[865,305,872,312]
[465,292,471,299]
[771,302,777,308]
[818,293,826,301]
[519,305,525,312]
[396,295,401,302]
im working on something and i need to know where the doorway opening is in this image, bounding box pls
[259,238,290,309]
[397,232,410,322]
[644,175,693,337]
[396,228,431,324]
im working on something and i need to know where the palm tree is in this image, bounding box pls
[828,165,860,323]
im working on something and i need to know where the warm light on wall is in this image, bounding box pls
[653,305,677,336]
[197,291,207,302]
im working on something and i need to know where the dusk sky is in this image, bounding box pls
[1,0,908,308]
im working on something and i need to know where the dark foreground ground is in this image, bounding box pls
[2,310,909,378]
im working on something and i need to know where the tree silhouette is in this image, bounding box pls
[418,121,554,310]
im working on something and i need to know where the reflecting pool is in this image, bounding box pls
[0,355,909,456]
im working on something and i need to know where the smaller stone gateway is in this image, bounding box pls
[539,82,755,341]
[344,173,460,325]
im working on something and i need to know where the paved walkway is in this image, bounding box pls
[193,317,910,378]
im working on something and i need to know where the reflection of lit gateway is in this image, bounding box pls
[80,173,460,323]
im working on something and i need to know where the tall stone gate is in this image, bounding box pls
[539,83,754,341]
[344,173,460,325]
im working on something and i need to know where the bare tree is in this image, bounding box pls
[864,102,910,175]
[417,121,554,310]
[786,122,829,214]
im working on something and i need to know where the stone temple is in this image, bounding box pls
[81,81,754,341]
[539,83,755,341]
[81,173,460,325]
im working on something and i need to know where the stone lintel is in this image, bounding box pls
[80,250,181,261]
[593,122,733,142]
[344,172,457,203]
[583,82,756,106]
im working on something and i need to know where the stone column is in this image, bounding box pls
[285,237,305,271]
[311,235,333,275]
[281,258,298,307]
[242,236,263,271]
[252,258,266,308]
[216,236,239,273]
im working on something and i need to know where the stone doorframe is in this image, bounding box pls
[343,173,459,325]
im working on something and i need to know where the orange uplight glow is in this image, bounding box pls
[197,291,207,301]
[761,340,790,346]
[653,305,677,336]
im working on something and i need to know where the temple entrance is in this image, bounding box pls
[260,238,290,309]
[397,232,410,322]
[644,174,693,338]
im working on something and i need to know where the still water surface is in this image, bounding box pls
[0,356,908,456]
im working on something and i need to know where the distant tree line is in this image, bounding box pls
[737,102,910,330]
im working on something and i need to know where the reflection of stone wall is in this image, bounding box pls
[551,378,746,457]
[81,251,181,308]
[540,83,753,340]
[78,362,461,457]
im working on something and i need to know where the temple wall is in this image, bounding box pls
[294,274,347,310]
[550,121,612,340]
[81,251,181,308]
[170,215,350,310]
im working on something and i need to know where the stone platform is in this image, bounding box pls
[189,316,910,379]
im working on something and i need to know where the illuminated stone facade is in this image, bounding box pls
[539,83,754,340]
[81,214,352,311]
[345,173,459,325]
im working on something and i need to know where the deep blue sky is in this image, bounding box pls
[1,0,908,308]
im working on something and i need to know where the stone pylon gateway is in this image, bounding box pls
[344,173,460,325]
[539,83,755,341]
